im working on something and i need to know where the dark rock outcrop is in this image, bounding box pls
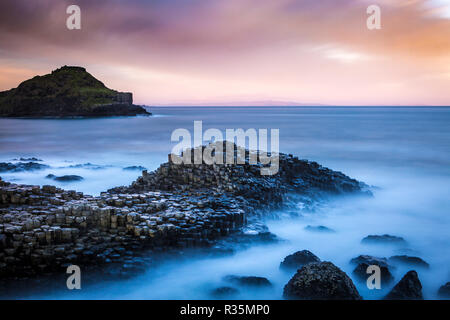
[388,255,430,269]
[211,286,239,298]
[0,162,49,173]
[46,174,84,182]
[350,255,390,267]
[283,262,362,300]
[280,250,321,271]
[362,234,407,245]
[304,225,335,233]
[352,262,394,285]
[223,275,272,287]
[123,166,147,171]
[438,282,450,298]
[0,66,150,118]
[384,270,423,300]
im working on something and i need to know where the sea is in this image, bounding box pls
[0,106,449,299]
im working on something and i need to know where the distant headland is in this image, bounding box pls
[0,66,151,118]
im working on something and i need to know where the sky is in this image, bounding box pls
[0,0,449,106]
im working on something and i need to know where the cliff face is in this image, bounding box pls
[0,66,150,117]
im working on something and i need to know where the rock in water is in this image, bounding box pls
[384,270,423,300]
[361,234,407,245]
[352,262,394,285]
[388,255,430,269]
[304,225,335,233]
[223,275,272,287]
[0,66,151,117]
[283,262,362,300]
[438,282,450,298]
[211,286,239,298]
[46,174,84,182]
[350,255,390,267]
[280,250,321,271]
[0,162,49,173]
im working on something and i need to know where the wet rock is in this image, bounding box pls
[224,275,272,287]
[211,286,239,298]
[123,166,147,171]
[66,163,106,170]
[438,282,450,299]
[280,250,321,271]
[384,270,423,300]
[14,157,43,162]
[283,262,362,300]
[388,255,430,269]
[46,174,84,182]
[304,225,335,233]
[0,162,49,173]
[361,234,407,245]
[350,255,390,267]
[352,262,393,285]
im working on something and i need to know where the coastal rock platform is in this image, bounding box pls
[0,143,369,278]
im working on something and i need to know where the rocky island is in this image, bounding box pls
[0,66,150,118]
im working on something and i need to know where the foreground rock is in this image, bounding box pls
[283,262,362,300]
[384,270,423,300]
[438,282,450,298]
[224,275,272,287]
[0,143,369,278]
[280,250,321,271]
[388,255,430,269]
[0,66,150,118]
[361,234,407,246]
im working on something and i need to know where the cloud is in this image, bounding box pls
[0,0,449,105]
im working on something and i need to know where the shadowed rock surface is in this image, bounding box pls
[350,255,390,267]
[438,282,450,298]
[223,275,272,287]
[283,262,362,300]
[0,66,150,118]
[384,270,423,300]
[211,286,239,298]
[362,234,407,245]
[46,174,84,182]
[304,225,335,233]
[280,250,321,270]
[352,262,394,285]
[0,162,49,173]
[388,255,430,269]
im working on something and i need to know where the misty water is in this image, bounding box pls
[1,107,449,299]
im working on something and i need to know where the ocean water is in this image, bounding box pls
[0,106,449,299]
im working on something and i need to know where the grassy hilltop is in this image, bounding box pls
[0,66,150,117]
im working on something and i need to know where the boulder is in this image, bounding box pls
[352,262,393,285]
[304,225,335,233]
[350,255,390,267]
[283,262,362,300]
[388,255,430,269]
[211,286,239,298]
[438,282,450,299]
[280,250,321,270]
[384,270,423,300]
[46,174,84,182]
[361,234,407,245]
[223,275,272,287]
